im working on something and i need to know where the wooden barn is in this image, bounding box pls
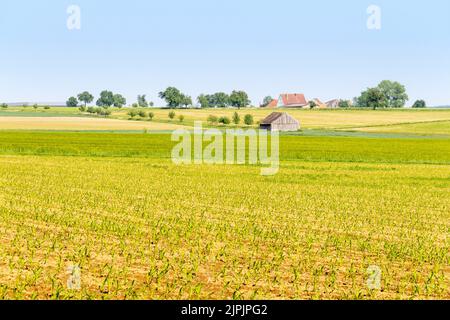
[260,112,300,132]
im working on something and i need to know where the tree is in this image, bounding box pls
[178,115,185,122]
[219,116,231,125]
[209,92,230,108]
[77,91,94,107]
[182,96,192,108]
[412,100,426,108]
[33,104,39,110]
[197,94,210,108]
[148,112,155,120]
[244,114,254,125]
[66,96,79,107]
[377,80,409,108]
[1,103,8,109]
[338,100,351,108]
[261,96,274,107]
[137,95,149,108]
[309,101,317,109]
[159,87,185,108]
[355,88,386,109]
[230,90,250,109]
[113,94,126,108]
[168,111,176,120]
[96,90,114,107]
[232,112,240,125]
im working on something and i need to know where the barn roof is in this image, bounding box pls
[261,112,299,125]
[279,93,308,106]
[261,112,284,124]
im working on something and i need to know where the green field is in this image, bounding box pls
[0,129,448,300]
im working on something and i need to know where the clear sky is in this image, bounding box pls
[1,0,449,106]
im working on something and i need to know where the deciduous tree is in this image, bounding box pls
[66,96,79,107]
[230,91,250,109]
[77,91,94,107]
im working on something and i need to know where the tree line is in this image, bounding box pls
[66,87,251,109]
[64,81,426,110]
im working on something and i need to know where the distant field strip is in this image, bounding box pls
[0,117,186,131]
[112,109,450,130]
[347,120,450,135]
[2,108,450,133]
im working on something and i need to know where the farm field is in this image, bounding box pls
[0,131,449,300]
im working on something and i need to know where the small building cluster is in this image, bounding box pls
[266,93,348,109]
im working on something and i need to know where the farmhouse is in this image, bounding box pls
[277,94,309,108]
[325,99,340,108]
[310,98,327,108]
[260,112,300,131]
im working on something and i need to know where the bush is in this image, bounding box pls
[43,106,50,110]
[79,106,86,112]
[132,103,139,108]
[94,108,111,117]
[244,114,254,125]
[219,116,231,125]
[232,112,240,125]
[1,103,8,109]
[178,115,185,123]
[412,100,426,108]
[168,111,176,120]
[128,110,138,118]
[148,112,154,120]
[33,104,39,110]
[138,110,147,118]
[207,115,218,124]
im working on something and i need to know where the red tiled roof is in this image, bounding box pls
[267,99,278,108]
[279,94,308,106]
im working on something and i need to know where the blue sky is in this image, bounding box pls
[1,0,449,106]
